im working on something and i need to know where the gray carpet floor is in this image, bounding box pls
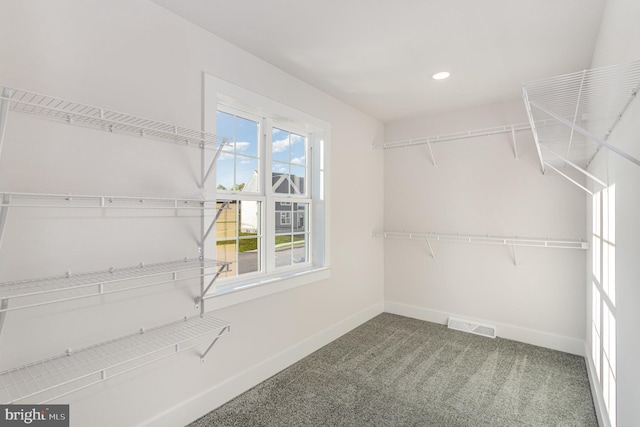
[189,313,597,426]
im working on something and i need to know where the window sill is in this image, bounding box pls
[204,266,332,311]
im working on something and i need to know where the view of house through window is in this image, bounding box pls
[215,108,313,280]
[592,185,616,427]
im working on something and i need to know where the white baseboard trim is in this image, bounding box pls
[584,341,610,427]
[140,301,385,427]
[384,301,585,356]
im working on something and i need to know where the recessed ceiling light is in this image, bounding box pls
[432,71,450,80]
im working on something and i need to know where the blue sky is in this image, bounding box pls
[216,111,306,192]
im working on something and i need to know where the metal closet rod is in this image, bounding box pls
[374,230,588,250]
[380,120,558,150]
[0,191,222,209]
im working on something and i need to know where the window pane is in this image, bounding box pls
[292,233,309,264]
[216,153,234,191]
[217,111,260,192]
[217,201,237,240]
[592,283,601,334]
[293,202,308,233]
[290,133,306,166]
[236,116,258,157]
[592,236,600,280]
[216,200,261,278]
[290,165,306,195]
[603,303,616,375]
[237,238,259,274]
[272,163,290,195]
[275,203,293,234]
[272,128,290,162]
[275,234,292,268]
[240,200,260,235]
[593,192,601,235]
[216,111,234,137]
[236,156,258,192]
[608,185,616,244]
[592,322,601,380]
[271,127,307,196]
[606,244,616,304]
[216,240,237,279]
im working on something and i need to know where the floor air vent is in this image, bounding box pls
[447,317,496,338]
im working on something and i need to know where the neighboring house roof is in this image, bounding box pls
[241,171,304,195]
[243,170,259,192]
[271,173,304,195]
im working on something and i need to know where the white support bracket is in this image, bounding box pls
[0,87,13,159]
[540,145,608,195]
[529,100,640,168]
[424,236,435,258]
[203,201,230,243]
[566,70,587,160]
[197,263,230,315]
[543,162,594,195]
[510,126,519,160]
[510,242,518,267]
[200,325,231,363]
[426,142,437,167]
[0,298,8,347]
[522,89,546,174]
[201,139,228,188]
[0,194,10,254]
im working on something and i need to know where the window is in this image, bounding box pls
[592,185,616,427]
[279,211,291,226]
[204,74,329,298]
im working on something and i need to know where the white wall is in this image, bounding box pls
[0,1,384,426]
[384,99,587,354]
[588,0,640,425]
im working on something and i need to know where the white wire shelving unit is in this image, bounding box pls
[523,60,640,194]
[0,191,220,210]
[0,84,232,402]
[374,230,588,266]
[0,313,231,404]
[0,86,225,149]
[0,258,229,313]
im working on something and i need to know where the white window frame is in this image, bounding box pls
[203,74,331,309]
[591,185,616,427]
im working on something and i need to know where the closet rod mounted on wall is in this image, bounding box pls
[381,122,532,150]
[379,119,558,164]
[0,191,225,210]
[373,230,588,266]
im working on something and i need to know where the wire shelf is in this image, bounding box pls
[0,313,231,403]
[0,258,230,312]
[382,122,534,149]
[0,192,221,210]
[0,86,225,148]
[523,60,640,171]
[374,231,588,250]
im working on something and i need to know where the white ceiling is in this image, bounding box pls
[153,0,607,123]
